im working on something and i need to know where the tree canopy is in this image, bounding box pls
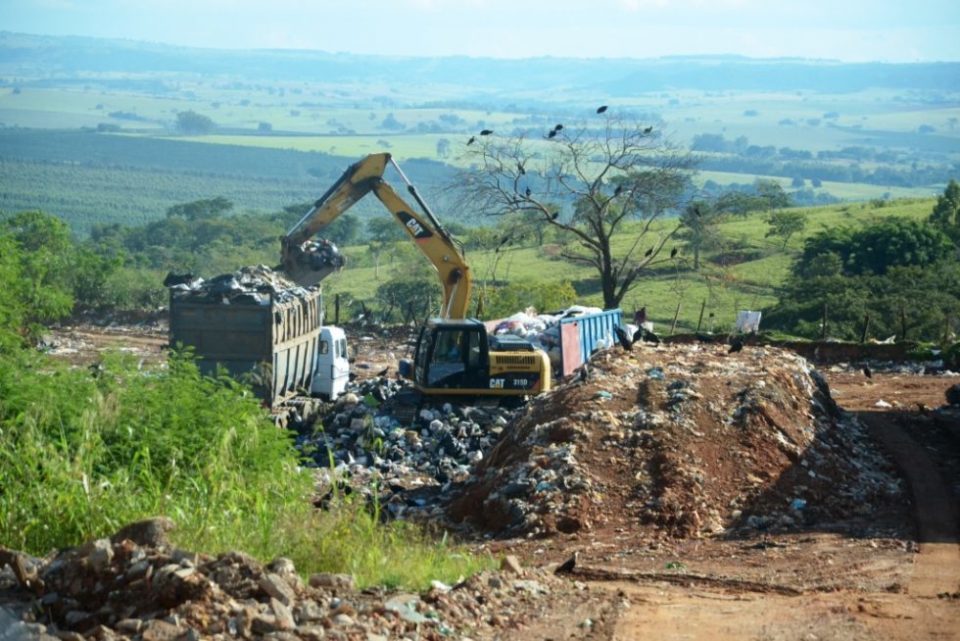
[767,216,960,341]
[930,178,960,243]
[795,219,954,278]
[457,114,693,308]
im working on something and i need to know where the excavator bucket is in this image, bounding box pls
[281,239,345,287]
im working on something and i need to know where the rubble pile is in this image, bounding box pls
[446,342,904,539]
[165,265,313,305]
[0,520,569,641]
[293,377,519,518]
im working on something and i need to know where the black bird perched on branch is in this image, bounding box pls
[614,326,634,351]
[728,337,744,354]
[495,235,510,252]
[644,247,654,257]
[525,187,532,198]
[480,129,493,136]
[596,105,608,114]
[547,129,558,139]
[613,184,623,197]
[643,126,653,134]
[554,124,564,131]
[550,211,560,220]
[555,551,579,574]
[466,136,476,145]
[670,247,678,258]
[517,161,525,175]
[863,365,873,379]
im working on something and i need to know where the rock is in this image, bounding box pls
[110,517,176,547]
[500,555,523,576]
[332,613,355,626]
[259,572,297,607]
[115,619,145,634]
[294,600,327,623]
[141,619,183,641]
[384,594,429,623]
[270,597,297,630]
[309,572,356,591]
[83,538,114,574]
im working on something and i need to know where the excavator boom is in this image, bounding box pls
[281,153,471,319]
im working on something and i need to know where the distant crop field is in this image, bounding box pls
[181,133,458,160]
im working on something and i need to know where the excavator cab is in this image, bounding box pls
[412,320,490,391]
[406,319,551,397]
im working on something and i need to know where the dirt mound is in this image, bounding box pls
[448,342,903,539]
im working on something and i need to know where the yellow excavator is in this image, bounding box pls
[281,152,552,397]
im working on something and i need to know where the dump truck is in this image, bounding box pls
[167,270,349,407]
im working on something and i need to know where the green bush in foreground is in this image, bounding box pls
[0,351,488,589]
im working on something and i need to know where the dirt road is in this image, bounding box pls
[600,373,960,641]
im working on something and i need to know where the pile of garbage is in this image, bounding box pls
[0,519,573,640]
[164,265,313,305]
[489,305,630,369]
[445,342,904,539]
[294,336,904,542]
[293,377,519,519]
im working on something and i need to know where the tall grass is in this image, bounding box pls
[0,349,489,589]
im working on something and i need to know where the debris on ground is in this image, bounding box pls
[0,518,588,641]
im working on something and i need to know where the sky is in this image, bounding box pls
[2,0,959,62]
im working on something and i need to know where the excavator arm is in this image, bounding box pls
[281,153,471,320]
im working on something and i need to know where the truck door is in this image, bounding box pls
[312,327,350,400]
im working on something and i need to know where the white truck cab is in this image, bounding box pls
[312,326,350,400]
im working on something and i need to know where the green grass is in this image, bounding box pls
[0,348,489,589]
[321,197,941,334]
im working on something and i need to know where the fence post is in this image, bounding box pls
[820,302,828,340]
[860,314,870,344]
[695,299,706,333]
[334,294,341,325]
[670,301,682,335]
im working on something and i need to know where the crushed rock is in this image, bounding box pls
[0,519,574,640]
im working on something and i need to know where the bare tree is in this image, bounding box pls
[456,115,693,308]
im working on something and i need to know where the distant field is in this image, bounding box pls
[320,197,939,333]
[2,79,956,223]
[180,133,460,160]
[693,170,939,200]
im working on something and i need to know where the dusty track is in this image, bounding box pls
[599,373,960,641]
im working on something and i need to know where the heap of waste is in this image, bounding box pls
[292,376,519,518]
[0,519,574,641]
[443,341,905,539]
[488,305,635,369]
[296,336,904,542]
[164,265,316,305]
